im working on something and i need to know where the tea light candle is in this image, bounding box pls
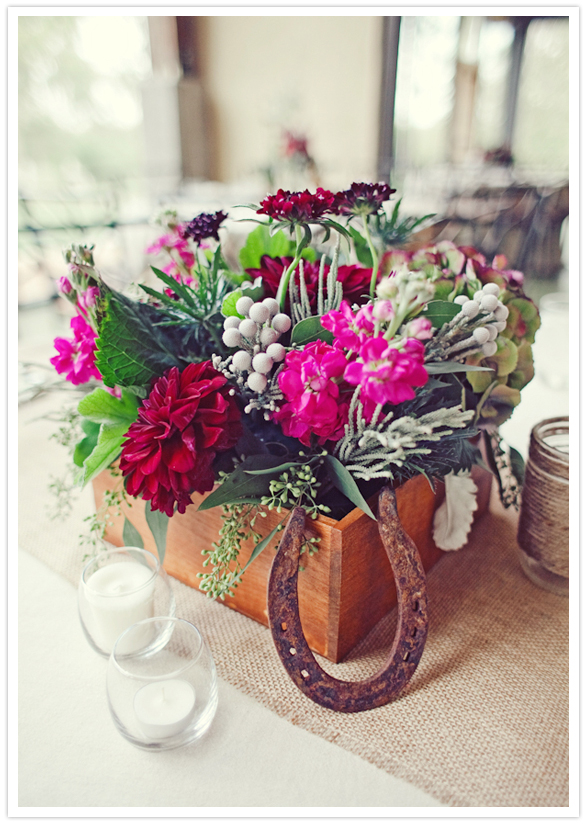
[134,679,196,740]
[85,561,155,652]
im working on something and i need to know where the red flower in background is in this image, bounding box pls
[332,182,396,216]
[247,255,373,311]
[119,362,242,517]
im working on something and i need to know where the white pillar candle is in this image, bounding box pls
[85,561,155,653]
[134,679,196,740]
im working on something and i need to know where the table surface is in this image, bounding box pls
[14,292,571,813]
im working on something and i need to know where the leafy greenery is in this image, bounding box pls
[290,316,334,347]
[76,388,139,486]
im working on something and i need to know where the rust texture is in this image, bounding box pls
[267,485,429,712]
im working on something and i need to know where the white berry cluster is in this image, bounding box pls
[220,295,292,394]
[450,282,509,358]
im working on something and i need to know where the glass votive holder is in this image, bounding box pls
[78,547,176,657]
[517,417,569,595]
[107,617,218,751]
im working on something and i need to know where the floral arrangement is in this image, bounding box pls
[50,183,538,599]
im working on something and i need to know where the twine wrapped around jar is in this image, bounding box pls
[517,417,569,590]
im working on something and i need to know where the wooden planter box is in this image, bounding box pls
[93,468,491,663]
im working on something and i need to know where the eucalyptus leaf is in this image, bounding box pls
[323,455,376,520]
[290,316,334,347]
[426,362,494,374]
[145,506,170,565]
[198,455,287,511]
[240,521,284,574]
[244,461,299,475]
[421,300,461,328]
[122,517,144,549]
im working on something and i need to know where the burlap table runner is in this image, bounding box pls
[19,394,569,808]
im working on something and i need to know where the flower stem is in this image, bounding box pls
[364,214,380,298]
[276,224,304,311]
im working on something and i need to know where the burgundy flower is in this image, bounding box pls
[119,362,242,517]
[181,211,228,246]
[332,182,396,216]
[246,254,372,311]
[256,188,336,224]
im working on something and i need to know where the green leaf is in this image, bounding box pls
[221,284,265,317]
[78,387,139,425]
[290,316,334,347]
[347,225,373,267]
[151,267,197,308]
[81,418,101,437]
[95,286,186,388]
[323,455,377,520]
[145,506,170,565]
[80,422,131,486]
[238,225,292,270]
[425,362,494,374]
[122,517,144,549]
[509,446,525,486]
[421,300,461,328]
[73,419,101,467]
[198,455,287,511]
[240,520,284,574]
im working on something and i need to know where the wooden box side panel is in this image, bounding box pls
[92,473,340,659]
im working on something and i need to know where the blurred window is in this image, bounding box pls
[472,20,514,153]
[513,18,569,171]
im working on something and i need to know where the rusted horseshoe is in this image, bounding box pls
[267,485,429,712]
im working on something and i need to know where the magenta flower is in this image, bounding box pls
[272,341,349,446]
[257,188,336,224]
[57,275,73,295]
[403,316,433,341]
[78,286,100,311]
[146,231,196,269]
[321,300,375,352]
[344,336,428,405]
[50,315,102,386]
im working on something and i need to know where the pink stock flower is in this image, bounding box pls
[344,336,428,406]
[50,315,102,386]
[146,231,196,270]
[321,300,375,352]
[78,286,100,311]
[403,316,433,340]
[57,275,73,295]
[272,341,349,446]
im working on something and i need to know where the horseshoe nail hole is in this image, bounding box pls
[413,600,420,612]
[301,669,309,679]
[411,627,417,637]
[403,652,410,662]
[289,647,297,656]
[280,622,287,632]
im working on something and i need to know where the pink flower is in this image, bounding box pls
[321,300,375,352]
[272,341,349,446]
[78,286,100,311]
[344,336,428,405]
[57,275,73,295]
[50,315,102,386]
[403,316,433,340]
[146,231,196,270]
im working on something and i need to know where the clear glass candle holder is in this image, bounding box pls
[107,617,218,751]
[78,547,176,657]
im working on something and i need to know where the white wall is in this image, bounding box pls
[198,15,383,189]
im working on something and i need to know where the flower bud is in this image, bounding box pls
[493,320,507,332]
[271,313,291,334]
[259,327,279,346]
[239,318,259,339]
[248,302,271,324]
[247,372,268,393]
[474,290,484,303]
[372,299,395,321]
[453,295,468,305]
[235,295,254,316]
[252,353,274,374]
[482,341,498,357]
[266,343,286,362]
[222,328,243,348]
[462,300,480,318]
[486,324,499,341]
[262,297,280,317]
[480,294,498,312]
[57,275,73,295]
[232,350,252,371]
[223,316,240,330]
[493,304,509,322]
[472,326,490,345]
[482,283,500,297]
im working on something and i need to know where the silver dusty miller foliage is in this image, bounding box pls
[335,388,474,481]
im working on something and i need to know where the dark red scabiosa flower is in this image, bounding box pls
[246,254,373,311]
[332,182,396,216]
[119,362,242,517]
[256,188,336,224]
[181,210,228,246]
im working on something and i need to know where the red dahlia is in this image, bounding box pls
[119,362,242,517]
[256,188,336,224]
